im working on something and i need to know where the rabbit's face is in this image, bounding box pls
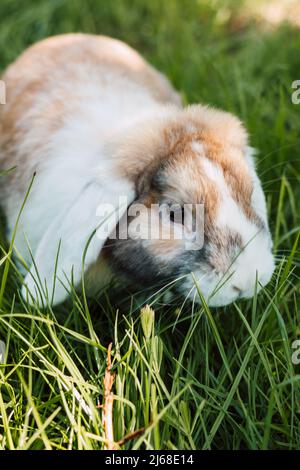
[105,120,274,307]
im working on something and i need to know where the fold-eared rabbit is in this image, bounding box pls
[0,34,274,306]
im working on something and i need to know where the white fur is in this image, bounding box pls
[182,150,274,307]
[245,147,269,225]
[5,66,167,305]
[21,180,135,305]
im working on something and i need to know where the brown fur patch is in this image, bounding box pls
[114,104,259,226]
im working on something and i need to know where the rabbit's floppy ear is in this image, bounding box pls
[22,180,135,306]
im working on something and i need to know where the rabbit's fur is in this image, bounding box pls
[0,34,274,306]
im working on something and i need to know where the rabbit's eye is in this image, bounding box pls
[169,206,185,225]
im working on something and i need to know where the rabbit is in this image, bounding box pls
[0,33,274,307]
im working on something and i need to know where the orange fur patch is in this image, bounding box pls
[114,104,258,226]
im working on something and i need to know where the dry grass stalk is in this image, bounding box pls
[100,342,149,449]
[102,342,116,450]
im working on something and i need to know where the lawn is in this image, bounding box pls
[0,0,300,450]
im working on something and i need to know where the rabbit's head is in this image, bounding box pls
[104,105,274,306]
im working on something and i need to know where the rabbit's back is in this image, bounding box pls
[0,34,180,187]
[0,34,179,266]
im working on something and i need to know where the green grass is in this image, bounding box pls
[0,0,300,450]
